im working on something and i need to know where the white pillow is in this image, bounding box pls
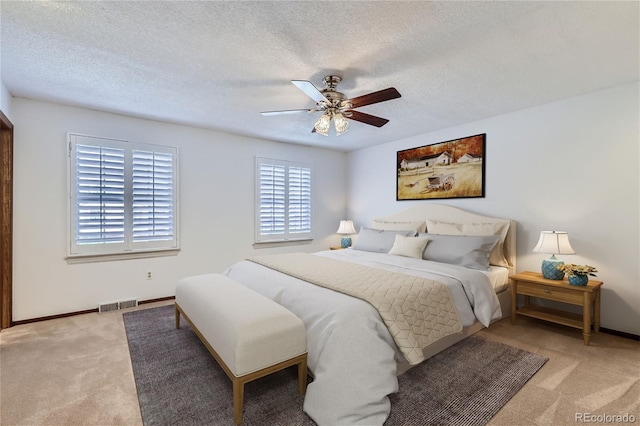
[388,235,430,259]
[425,219,510,267]
[371,220,427,233]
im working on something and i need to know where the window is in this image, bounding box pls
[255,157,312,243]
[68,134,178,258]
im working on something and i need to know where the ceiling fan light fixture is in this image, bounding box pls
[263,76,401,137]
[314,113,331,136]
[334,112,349,135]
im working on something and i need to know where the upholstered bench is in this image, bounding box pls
[175,274,308,425]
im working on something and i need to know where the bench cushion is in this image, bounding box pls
[175,273,306,376]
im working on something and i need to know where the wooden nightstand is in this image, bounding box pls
[329,246,343,250]
[510,271,603,345]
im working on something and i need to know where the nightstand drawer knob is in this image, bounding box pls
[544,289,551,294]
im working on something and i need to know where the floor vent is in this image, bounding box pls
[118,299,138,309]
[98,299,138,313]
[98,302,120,313]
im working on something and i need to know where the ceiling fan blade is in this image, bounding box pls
[345,110,390,127]
[261,108,316,116]
[291,80,330,104]
[345,87,401,109]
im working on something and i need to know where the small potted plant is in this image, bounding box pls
[557,263,598,286]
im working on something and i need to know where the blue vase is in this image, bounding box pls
[541,256,565,280]
[568,274,588,286]
[340,236,352,248]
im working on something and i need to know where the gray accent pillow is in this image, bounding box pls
[419,233,500,270]
[352,227,416,253]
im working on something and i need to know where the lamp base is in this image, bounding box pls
[340,236,352,248]
[541,256,565,280]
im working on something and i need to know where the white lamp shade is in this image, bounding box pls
[532,231,575,255]
[336,220,356,235]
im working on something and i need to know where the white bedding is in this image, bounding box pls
[484,265,510,292]
[224,249,502,425]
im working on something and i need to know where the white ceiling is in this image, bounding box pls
[1,1,638,152]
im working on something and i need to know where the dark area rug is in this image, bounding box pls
[124,305,547,426]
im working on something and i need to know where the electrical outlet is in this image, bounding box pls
[146,271,152,280]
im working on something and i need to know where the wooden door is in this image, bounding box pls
[1,110,13,329]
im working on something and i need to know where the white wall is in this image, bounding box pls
[348,82,640,335]
[1,80,13,119]
[12,98,347,321]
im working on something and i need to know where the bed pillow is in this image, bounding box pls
[351,227,416,253]
[371,220,427,233]
[419,233,500,270]
[425,219,510,267]
[388,235,430,259]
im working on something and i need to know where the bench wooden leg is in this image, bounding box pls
[233,379,244,425]
[175,304,180,329]
[298,356,308,395]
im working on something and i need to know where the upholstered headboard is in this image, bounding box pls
[373,204,516,275]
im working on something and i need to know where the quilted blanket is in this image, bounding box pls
[249,253,462,364]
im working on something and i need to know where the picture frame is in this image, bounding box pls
[396,133,486,201]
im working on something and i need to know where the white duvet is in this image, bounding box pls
[224,249,502,425]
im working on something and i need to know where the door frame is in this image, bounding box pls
[1,109,14,329]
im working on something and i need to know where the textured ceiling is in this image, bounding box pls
[1,1,638,151]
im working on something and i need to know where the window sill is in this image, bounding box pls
[253,239,313,249]
[66,248,180,264]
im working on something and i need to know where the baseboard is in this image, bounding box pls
[138,296,176,305]
[600,327,640,341]
[9,299,640,342]
[11,296,176,327]
[12,308,99,326]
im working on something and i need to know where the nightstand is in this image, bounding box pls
[329,246,343,250]
[510,271,603,345]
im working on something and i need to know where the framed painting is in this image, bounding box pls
[396,133,486,201]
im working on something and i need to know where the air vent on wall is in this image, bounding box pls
[118,299,138,309]
[98,302,119,313]
[98,299,138,313]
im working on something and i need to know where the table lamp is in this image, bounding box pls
[336,220,357,248]
[532,231,575,280]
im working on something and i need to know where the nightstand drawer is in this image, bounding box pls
[517,281,583,305]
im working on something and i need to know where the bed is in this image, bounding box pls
[223,204,516,425]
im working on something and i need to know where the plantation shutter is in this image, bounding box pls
[69,134,179,257]
[132,150,175,243]
[288,166,311,234]
[75,144,126,246]
[256,158,313,242]
[258,162,286,236]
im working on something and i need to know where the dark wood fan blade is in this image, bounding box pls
[345,87,401,109]
[345,110,390,127]
[291,80,330,104]
[261,108,316,116]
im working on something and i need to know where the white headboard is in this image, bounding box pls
[374,204,516,275]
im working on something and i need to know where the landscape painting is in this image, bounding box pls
[397,134,486,200]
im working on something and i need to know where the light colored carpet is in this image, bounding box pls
[1,300,639,425]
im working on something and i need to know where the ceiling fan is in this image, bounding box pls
[261,75,401,136]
